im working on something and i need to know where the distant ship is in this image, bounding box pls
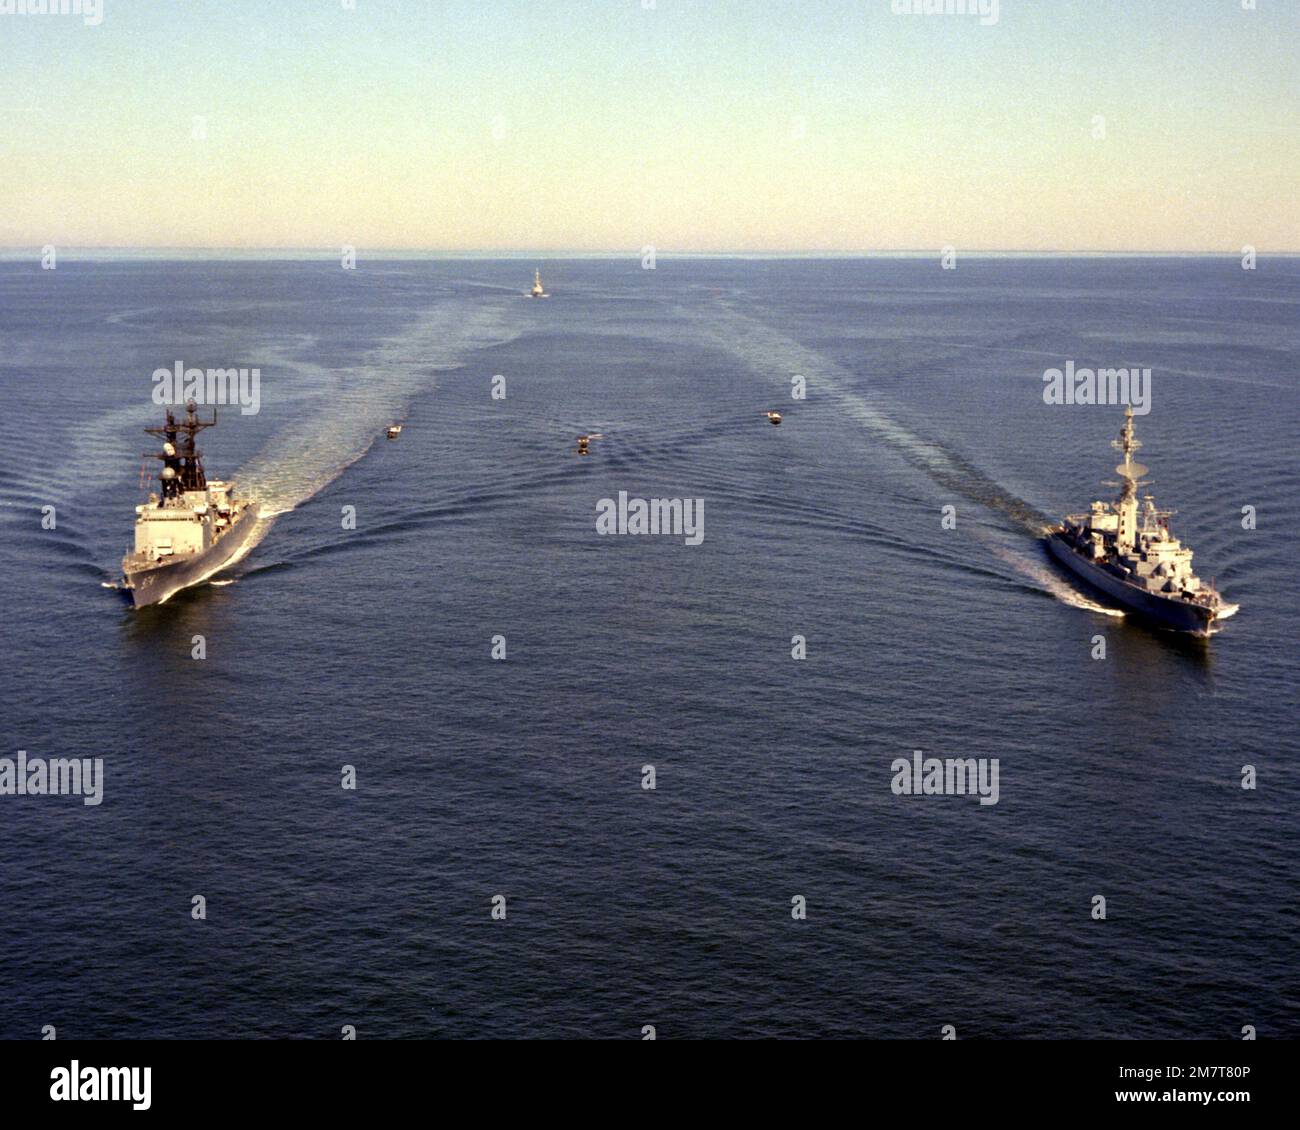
[120,400,259,608]
[1047,406,1229,634]
[529,269,548,298]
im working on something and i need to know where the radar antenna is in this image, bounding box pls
[1108,406,1149,551]
[143,399,216,499]
[1110,405,1149,491]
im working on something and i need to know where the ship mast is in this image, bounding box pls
[143,399,216,502]
[1110,405,1148,551]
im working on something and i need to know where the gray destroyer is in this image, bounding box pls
[121,401,259,607]
[1047,407,1230,634]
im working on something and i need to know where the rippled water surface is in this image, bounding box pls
[1,257,1296,1038]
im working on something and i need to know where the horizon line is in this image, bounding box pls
[2,246,1296,260]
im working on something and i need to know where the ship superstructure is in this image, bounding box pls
[1047,407,1228,634]
[120,400,259,607]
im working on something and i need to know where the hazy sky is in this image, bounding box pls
[3,0,1297,252]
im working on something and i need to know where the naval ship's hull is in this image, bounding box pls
[122,505,260,608]
[1047,531,1216,634]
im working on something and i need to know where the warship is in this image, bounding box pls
[529,269,548,298]
[1047,407,1229,634]
[120,400,259,607]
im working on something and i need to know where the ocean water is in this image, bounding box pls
[0,256,1296,1039]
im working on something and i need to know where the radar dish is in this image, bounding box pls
[1115,462,1149,479]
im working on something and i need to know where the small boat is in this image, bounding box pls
[576,432,602,456]
[766,411,783,426]
[529,269,548,298]
[386,424,403,439]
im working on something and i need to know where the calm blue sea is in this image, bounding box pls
[0,256,1296,1038]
